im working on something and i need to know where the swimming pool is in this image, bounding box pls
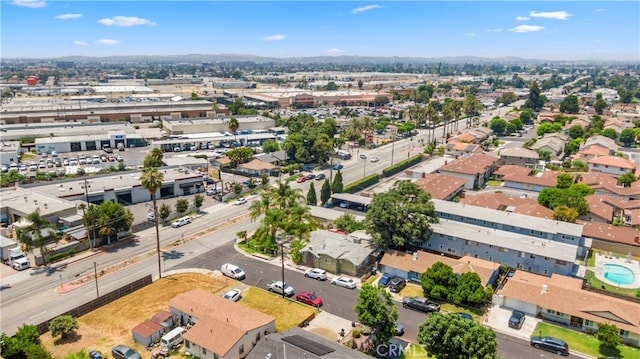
[603,264,635,285]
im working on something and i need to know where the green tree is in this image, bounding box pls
[141,166,164,278]
[331,171,343,193]
[536,122,563,137]
[594,98,607,115]
[537,149,552,162]
[88,201,133,244]
[560,95,580,114]
[553,205,579,222]
[15,208,59,266]
[320,179,332,204]
[568,125,585,139]
[226,147,254,165]
[159,203,171,223]
[524,82,544,112]
[261,139,280,153]
[357,79,364,89]
[556,173,574,189]
[596,323,621,349]
[232,182,243,195]
[229,117,239,141]
[306,181,317,206]
[601,128,618,140]
[49,315,79,339]
[619,128,636,147]
[261,173,270,186]
[519,109,533,125]
[175,198,189,216]
[417,313,497,359]
[489,117,507,136]
[450,272,492,305]
[288,239,306,265]
[143,148,164,168]
[333,213,365,233]
[618,172,638,188]
[1,324,50,359]
[421,261,457,300]
[365,180,438,249]
[193,194,205,212]
[355,283,399,350]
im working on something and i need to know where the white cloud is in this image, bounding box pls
[464,33,476,37]
[529,11,571,20]
[327,48,343,54]
[10,0,46,8]
[516,16,530,21]
[98,16,157,27]
[95,39,119,45]
[487,28,502,33]
[73,41,87,46]
[595,8,606,13]
[262,34,286,41]
[509,25,544,33]
[352,4,382,14]
[55,13,82,20]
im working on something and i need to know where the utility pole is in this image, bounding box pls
[93,261,99,298]
[80,178,96,250]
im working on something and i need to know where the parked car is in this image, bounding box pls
[206,188,218,196]
[267,280,295,297]
[221,263,246,280]
[394,322,404,336]
[296,176,307,183]
[171,216,192,228]
[509,311,526,329]
[370,156,379,162]
[388,277,406,293]
[103,146,113,153]
[457,312,473,320]
[331,277,357,289]
[315,173,326,180]
[402,297,441,313]
[332,164,344,170]
[304,268,327,281]
[111,345,141,359]
[305,173,316,180]
[378,273,393,287]
[223,289,242,302]
[295,291,323,307]
[233,198,248,205]
[359,154,367,159]
[530,336,569,356]
[147,213,156,222]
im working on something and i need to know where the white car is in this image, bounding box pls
[304,268,328,281]
[223,289,242,302]
[233,198,247,205]
[267,281,295,297]
[206,188,218,196]
[221,263,246,280]
[370,156,379,162]
[331,277,357,289]
[171,216,192,228]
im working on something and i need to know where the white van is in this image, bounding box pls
[171,216,192,228]
[160,327,185,350]
[221,263,246,280]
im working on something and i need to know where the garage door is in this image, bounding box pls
[504,297,537,315]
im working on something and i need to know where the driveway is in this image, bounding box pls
[485,305,540,341]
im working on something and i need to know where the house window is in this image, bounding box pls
[185,340,190,349]
[324,258,331,264]
[447,248,456,254]
[465,240,471,245]
[544,269,548,275]
[489,244,494,249]
[256,332,261,341]
[499,247,508,253]
[519,251,525,258]
[530,254,536,259]
[585,320,594,327]
[239,345,244,354]
[517,263,523,269]
[555,259,567,265]
[203,348,207,355]
[488,256,493,261]
[619,329,629,337]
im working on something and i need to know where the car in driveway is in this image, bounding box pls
[112,345,141,359]
[315,173,326,180]
[388,277,406,293]
[331,277,357,289]
[223,289,242,302]
[296,176,307,183]
[530,336,569,356]
[304,268,327,280]
[378,273,392,287]
[402,297,441,313]
[171,216,192,228]
[267,281,295,297]
[509,310,526,329]
[295,291,323,307]
[233,197,248,205]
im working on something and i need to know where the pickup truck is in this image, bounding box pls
[402,296,441,313]
[267,281,295,297]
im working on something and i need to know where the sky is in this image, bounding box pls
[1,0,639,61]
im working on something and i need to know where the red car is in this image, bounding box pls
[295,291,322,307]
[296,176,307,183]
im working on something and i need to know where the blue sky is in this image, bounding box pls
[2,1,639,61]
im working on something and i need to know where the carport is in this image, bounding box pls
[330,193,372,212]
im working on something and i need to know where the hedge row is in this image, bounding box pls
[382,154,424,177]
[49,249,75,263]
[343,173,380,194]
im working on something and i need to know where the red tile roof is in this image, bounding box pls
[582,222,640,246]
[578,172,640,197]
[415,173,467,200]
[439,153,498,175]
[460,192,553,219]
[584,195,614,222]
[588,155,637,170]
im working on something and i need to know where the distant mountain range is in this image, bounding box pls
[2,54,633,65]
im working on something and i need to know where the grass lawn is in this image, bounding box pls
[485,180,503,186]
[41,273,228,358]
[439,303,485,319]
[534,322,640,359]
[400,343,432,359]
[584,270,638,297]
[399,283,423,298]
[237,240,275,257]
[241,287,317,332]
[365,273,380,284]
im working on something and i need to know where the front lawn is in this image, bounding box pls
[485,180,503,186]
[241,287,317,332]
[534,322,640,359]
[400,343,432,359]
[398,283,423,298]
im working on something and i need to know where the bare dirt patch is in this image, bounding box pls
[41,272,228,358]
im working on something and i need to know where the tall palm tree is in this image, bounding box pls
[343,118,363,147]
[463,94,484,128]
[450,100,462,132]
[425,103,439,145]
[15,209,59,266]
[141,166,164,279]
[361,117,375,147]
[143,147,164,168]
[442,102,455,142]
[229,117,239,142]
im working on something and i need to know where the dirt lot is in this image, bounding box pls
[40,272,317,359]
[41,273,228,358]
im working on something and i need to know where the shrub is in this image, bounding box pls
[382,154,423,177]
[352,329,361,338]
[343,174,379,193]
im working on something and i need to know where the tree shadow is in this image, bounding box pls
[161,250,184,261]
[53,332,82,345]
[598,343,621,358]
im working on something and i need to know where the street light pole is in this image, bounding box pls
[93,261,99,298]
[80,178,96,250]
[279,239,286,299]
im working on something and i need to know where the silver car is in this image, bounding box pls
[304,268,327,281]
[223,289,242,302]
[331,277,357,289]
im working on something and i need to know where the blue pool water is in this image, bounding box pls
[603,264,635,285]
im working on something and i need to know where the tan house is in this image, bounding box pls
[573,144,612,162]
[460,192,553,219]
[438,153,499,190]
[530,133,568,160]
[588,155,637,178]
[445,140,483,157]
[168,289,276,359]
[300,230,378,277]
[497,147,539,167]
[579,171,640,201]
[581,222,640,256]
[496,271,640,347]
[414,173,466,200]
[237,158,275,177]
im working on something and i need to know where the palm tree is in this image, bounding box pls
[425,103,439,145]
[229,117,239,142]
[361,117,375,147]
[343,118,363,148]
[442,102,455,142]
[144,147,164,168]
[15,209,59,266]
[450,100,462,132]
[141,166,164,279]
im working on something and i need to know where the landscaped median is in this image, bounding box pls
[533,322,640,359]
